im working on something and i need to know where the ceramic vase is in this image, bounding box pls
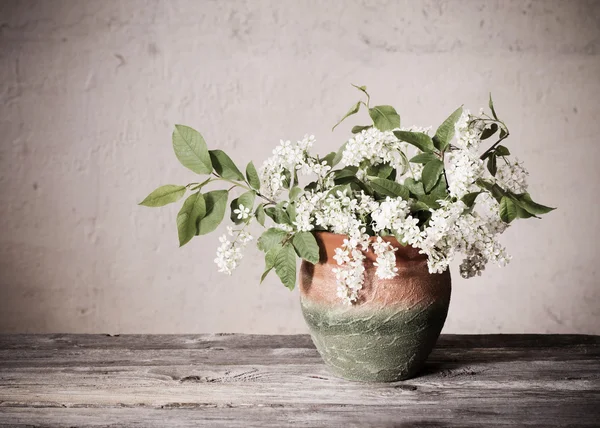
[299,231,451,382]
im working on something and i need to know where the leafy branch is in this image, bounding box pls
[140,89,555,292]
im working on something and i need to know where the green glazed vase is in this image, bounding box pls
[299,232,451,382]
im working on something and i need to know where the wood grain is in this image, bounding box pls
[0,334,599,427]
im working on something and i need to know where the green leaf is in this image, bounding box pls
[461,192,481,208]
[369,105,400,131]
[257,228,288,252]
[271,203,293,225]
[289,186,302,201]
[495,145,510,156]
[333,166,359,184]
[500,196,517,223]
[487,154,497,176]
[476,178,505,202]
[260,267,272,283]
[139,185,186,207]
[230,190,256,224]
[332,101,361,131]
[321,152,336,167]
[351,125,372,134]
[264,206,291,226]
[366,163,393,179]
[410,201,430,212]
[422,159,445,193]
[418,194,441,209]
[376,164,394,179]
[332,142,347,166]
[369,177,410,200]
[281,169,292,189]
[286,203,297,223]
[409,153,439,164]
[209,150,244,181]
[292,232,320,264]
[430,172,449,199]
[260,245,282,283]
[264,246,280,270]
[393,131,435,153]
[404,178,425,196]
[176,192,206,246]
[489,185,505,202]
[480,123,499,140]
[255,204,266,226]
[172,125,212,174]
[433,106,462,151]
[397,152,409,176]
[514,193,555,215]
[514,203,534,219]
[197,190,229,235]
[246,161,261,190]
[351,83,369,98]
[349,180,370,195]
[274,243,297,290]
[475,178,494,192]
[489,93,498,120]
[326,183,351,199]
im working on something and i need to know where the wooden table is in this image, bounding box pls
[0,334,598,427]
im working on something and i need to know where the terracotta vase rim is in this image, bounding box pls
[312,230,404,245]
[311,230,427,263]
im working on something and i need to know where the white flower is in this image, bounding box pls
[446,151,484,198]
[454,109,482,151]
[372,237,398,279]
[233,204,251,220]
[460,252,487,278]
[496,157,529,193]
[341,128,408,173]
[214,228,254,275]
[332,238,368,305]
[214,235,242,275]
[259,135,328,199]
[371,197,410,233]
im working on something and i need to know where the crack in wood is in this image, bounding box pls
[179,369,262,384]
[394,384,418,391]
[179,375,203,383]
[437,366,485,378]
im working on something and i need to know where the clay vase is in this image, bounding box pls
[299,231,451,382]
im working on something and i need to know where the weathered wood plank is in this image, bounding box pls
[0,334,598,427]
[1,402,599,428]
[0,333,598,351]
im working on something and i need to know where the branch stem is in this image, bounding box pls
[212,174,277,204]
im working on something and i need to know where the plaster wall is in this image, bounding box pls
[0,0,599,334]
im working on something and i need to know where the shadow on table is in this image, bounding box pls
[418,333,600,379]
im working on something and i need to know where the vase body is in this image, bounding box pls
[299,232,451,382]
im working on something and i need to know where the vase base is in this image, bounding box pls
[302,299,448,383]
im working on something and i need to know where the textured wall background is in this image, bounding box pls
[0,0,599,334]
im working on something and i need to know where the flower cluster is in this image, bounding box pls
[342,128,404,170]
[225,108,531,300]
[259,135,331,199]
[142,88,552,305]
[445,110,485,198]
[372,237,399,279]
[496,158,529,194]
[214,227,254,275]
[332,235,369,304]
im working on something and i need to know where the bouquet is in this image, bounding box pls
[140,86,554,305]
